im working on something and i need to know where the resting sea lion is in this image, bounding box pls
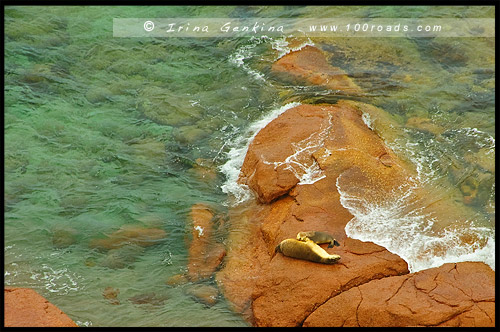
[275,238,340,264]
[297,231,340,248]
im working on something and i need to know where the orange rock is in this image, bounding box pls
[217,102,412,326]
[272,46,361,94]
[89,226,167,250]
[303,262,495,327]
[4,288,78,327]
[187,204,226,281]
[240,101,408,204]
[216,101,491,326]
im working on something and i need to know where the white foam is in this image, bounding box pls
[337,174,495,273]
[361,112,373,130]
[261,112,333,185]
[220,102,301,204]
[270,35,315,60]
[194,225,204,237]
[229,35,316,82]
[457,127,495,151]
[228,35,271,82]
[388,126,496,185]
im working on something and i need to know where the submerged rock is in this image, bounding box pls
[89,225,167,251]
[128,292,168,306]
[99,244,145,269]
[271,46,361,94]
[165,273,189,287]
[85,87,113,104]
[51,227,77,248]
[129,138,166,163]
[20,64,52,84]
[102,287,120,305]
[173,125,209,145]
[189,158,218,183]
[186,284,219,307]
[406,116,446,136]
[137,86,203,126]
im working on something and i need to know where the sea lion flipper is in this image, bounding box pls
[327,243,334,248]
[333,239,340,247]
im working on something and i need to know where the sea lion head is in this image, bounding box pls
[296,231,313,242]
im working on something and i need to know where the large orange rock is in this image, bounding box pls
[4,288,78,327]
[218,101,412,326]
[303,262,495,327]
[271,46,361,94]
[239,101,409,204]
[217,101,494,326]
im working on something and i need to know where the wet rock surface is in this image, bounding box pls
[185,284,220,307]
[303,262,495,327]
[271,46,362,94]
[187,203,226,282]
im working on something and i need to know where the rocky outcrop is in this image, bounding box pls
[303,262,495,327]
[238,101,412,205]
[4,287,78,327]
[271,46,361,94]
[216,101,495,327]
[217,101,412,326]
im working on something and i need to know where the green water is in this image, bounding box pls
[4,6,494,327]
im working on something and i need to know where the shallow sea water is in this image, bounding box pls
[4,6,495,327]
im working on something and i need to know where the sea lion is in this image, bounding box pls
[275,238,340,264]
[297,231,340,248]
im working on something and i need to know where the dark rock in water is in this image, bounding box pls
[89,225,167,251]
[129,138,166,164]
[85,87,113,104]
[406,116,445,136]
[137,86,203,126]
[188,158,218,183]
[99,244,145,269]
[20,64,52,84]
[52,228,77,248]
[102,287,120,305]
[128,292,168,306]
[165,273,189,287]
[173,125,209,145]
